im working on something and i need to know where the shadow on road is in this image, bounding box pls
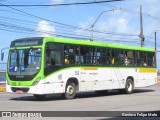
[9,88,155,101]
[75,89,154,99]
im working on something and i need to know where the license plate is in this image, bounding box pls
[16,90,23,94]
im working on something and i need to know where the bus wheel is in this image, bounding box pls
[124,78,134,94]
[34,94,46,100]
[64,82,76,99]
[95,90,108,96]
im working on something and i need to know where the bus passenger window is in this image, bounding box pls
[147,52,155,67]
[64,55,70,64]
[124,54,128,65]
[97,48,111,65]
[80,46,96,65]
[75,47,80,64]
[140,52,147,66]
[124,51,134,66]
[64,45,80,64]
[111,58,115,64]
[118,51,125,65]
[112,49,122,65]
[136,52,148,67]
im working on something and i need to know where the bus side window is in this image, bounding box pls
[140,52,147,66]
[97,48,111,65]
[80,46,96,65]
[112,49,122,65]
[75,47,80,64]
[132,51,137,66]
[45,43,61,67]
[64,45,80,64]
[80,46,89,64]
[125,51,134,66]
[136,52,141,66]
[136,51,148,67]
[147,52,155,67]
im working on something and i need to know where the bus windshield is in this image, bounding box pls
[8,48,41,75]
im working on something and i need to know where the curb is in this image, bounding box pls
[0,87,6,92]
[0,82,6,92]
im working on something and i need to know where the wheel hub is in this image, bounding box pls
[67,85,74,95]
[127,82,132,92]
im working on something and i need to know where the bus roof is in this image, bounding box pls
[44,37,155,52]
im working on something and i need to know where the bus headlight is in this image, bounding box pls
[32,78,41,86]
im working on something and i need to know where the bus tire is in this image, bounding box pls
[124,78,134,94]
[34,94,46,100]
[95,90,108,96]
[64,82,76,99]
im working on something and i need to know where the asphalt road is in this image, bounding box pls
[0,84,160,119]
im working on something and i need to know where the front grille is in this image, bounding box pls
[11,87,29,93]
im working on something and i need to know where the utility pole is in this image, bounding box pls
[139,0,145,47]
[154,31,157,67]
[155,31,157,51]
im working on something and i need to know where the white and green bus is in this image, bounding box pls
[4,37,157,100]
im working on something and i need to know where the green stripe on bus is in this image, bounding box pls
[44,37,154,52]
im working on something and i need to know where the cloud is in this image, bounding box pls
[36,20,55,37]
[143,0,159,4]
[76,0,160,45]
[75,17,94,39]
[76,15,135,43]
[96,17,129,33]
[117,18,127,33]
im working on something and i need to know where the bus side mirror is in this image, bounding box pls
[1,52,4,61]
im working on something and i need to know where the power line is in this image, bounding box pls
[0,15,140,42]
[0,2,79,29]
[0,1,154,47]
[103,4,160,22]
[0,3,139,37]
[0,0,126,7]
[0,21,139,42]
[0,19,141,43]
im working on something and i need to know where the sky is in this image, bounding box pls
[0,0,160,71]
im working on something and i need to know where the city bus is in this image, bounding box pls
[4,37,157,100]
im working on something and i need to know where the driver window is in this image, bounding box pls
[45,43,61,67]
[44,42,61,76]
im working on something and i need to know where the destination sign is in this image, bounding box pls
[10,37,44,47]
[14,41,39,47]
